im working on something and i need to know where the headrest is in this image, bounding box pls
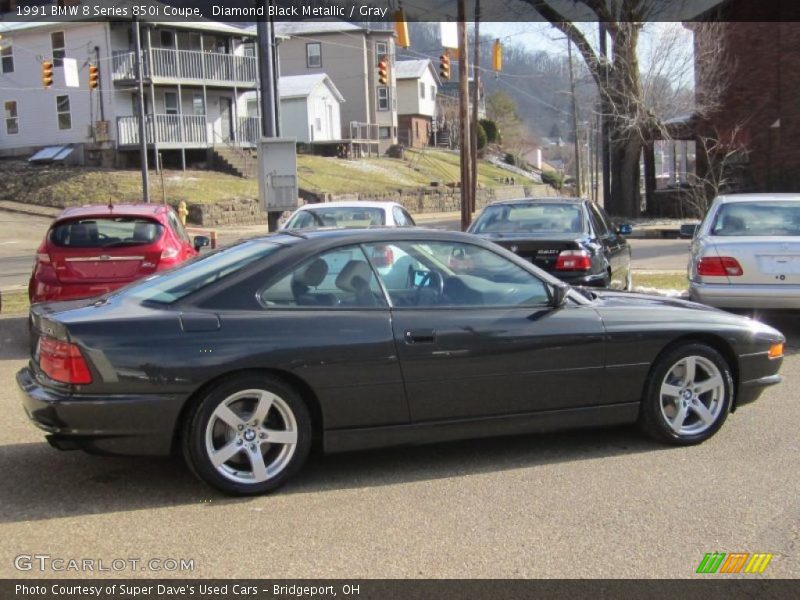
[335,260,373,292]
[293,258,328,288]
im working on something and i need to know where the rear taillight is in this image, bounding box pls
[38,336,92,385]
[697,256,743,277]
[371,245,394,268]
[555,250,592,271]
[36,252,52,264]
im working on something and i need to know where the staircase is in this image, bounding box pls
[211,145,257,179]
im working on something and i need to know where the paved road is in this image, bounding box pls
[0,312,797,579]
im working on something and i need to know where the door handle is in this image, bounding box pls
[405,329,436,344]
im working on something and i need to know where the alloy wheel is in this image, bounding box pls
[658,355,726,436]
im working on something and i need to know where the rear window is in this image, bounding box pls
[470,203,585,235]
[50,217,164,248]
[285,207,386,229]
[711,202,800,236]
[124,240,280,304]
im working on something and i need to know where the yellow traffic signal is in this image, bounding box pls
[377,56,389,86]
[492,39,503,72]
[0,33,4,52]
[88,63,99,89]
[42,60,54,88]
[439,52,450,80]
[394,9,410,49]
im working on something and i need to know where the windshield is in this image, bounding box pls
[123,240,280,304]
[50,217,164,248]
[284,207,386,229]
[711,201,800,236]
[470,203,585,234]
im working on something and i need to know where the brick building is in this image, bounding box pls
[690,0,800,192]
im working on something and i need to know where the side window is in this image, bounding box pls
[392,206,414,227]
[588,204,609,236]
[364,241,549,309]
[595,205,616,234]
[168,210,190,243]
[260,245,387,309]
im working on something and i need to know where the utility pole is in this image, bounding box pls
[470,0,480,214]
[133,18,150,203]
[567,38,581,198]
[457,0,472,231]
[257,1,279,231]
[599,22,611,208]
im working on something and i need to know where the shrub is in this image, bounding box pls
[542,169,564,190]
[479,118,499,143]
[476,122,487,150]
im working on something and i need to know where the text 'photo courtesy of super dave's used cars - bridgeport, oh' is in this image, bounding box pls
[17,227,785,495]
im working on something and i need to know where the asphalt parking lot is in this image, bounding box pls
[0,311,797,579]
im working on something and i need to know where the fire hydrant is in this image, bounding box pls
[177,200,188,225]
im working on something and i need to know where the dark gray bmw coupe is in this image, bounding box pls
[18,229,784,495]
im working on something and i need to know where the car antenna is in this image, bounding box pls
[108,201,114,212]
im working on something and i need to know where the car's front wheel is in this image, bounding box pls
[639,343,733,445]
[183,375,312,495]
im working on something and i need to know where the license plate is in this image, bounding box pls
[757,255,800,275]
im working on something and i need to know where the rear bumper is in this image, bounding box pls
[555,272,609,287]
[16,367,184,456]
[689,281,800,309]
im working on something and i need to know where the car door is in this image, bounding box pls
[364,240,607,422]
[589,203,626,287]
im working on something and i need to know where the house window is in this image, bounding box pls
[377,86,389,111]
[192,94,205,116]
[375,41,387,64]
[419,82,425,99]
[1,45,13,74]
[379,126,391,139]
[55,95,71,130]
[164,92,178,115]
[315,117,321,132]
[159,30,175,48]
[4,100,18,135]
[51,31,65,67]
[306,43,321,68]
[430,85,435,99]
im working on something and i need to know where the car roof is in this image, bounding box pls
[486,197,584,207]
[56,204,170,220]
[294,201,400,211]
[716,193,800,204]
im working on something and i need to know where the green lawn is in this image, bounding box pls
[0,289,29,315]
[632,271,688,293]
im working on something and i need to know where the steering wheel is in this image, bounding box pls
[414,270,445,304]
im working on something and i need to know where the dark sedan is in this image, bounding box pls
[468,198,632,289]
[18,229,784,495]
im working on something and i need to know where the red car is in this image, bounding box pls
[29,204,209,304]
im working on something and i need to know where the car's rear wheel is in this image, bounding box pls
[639,343,733,445]
[183,375,312,495]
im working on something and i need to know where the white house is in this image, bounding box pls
[0,18,258,169]
[395,59,438,148]
[244,74,344,144]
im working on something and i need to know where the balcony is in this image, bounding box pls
[117,115,261,148]
[112,48,258,87]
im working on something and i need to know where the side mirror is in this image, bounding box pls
[617,223,633,236]
[193,235,211,251]
[551,284,569,308]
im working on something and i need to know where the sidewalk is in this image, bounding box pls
[0,200,60,219]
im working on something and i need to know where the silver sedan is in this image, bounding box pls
[688,193,800,309]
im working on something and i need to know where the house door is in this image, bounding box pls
[220,98,234,142]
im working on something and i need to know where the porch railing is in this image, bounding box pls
[117,114,209,146]
[112,48,258,85]
[236,116,261,146]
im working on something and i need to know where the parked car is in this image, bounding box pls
[281,201,416,230]
[688,194,800,309]
[18,228,783,495]
[468,198,633,289]
[29,204,209,304]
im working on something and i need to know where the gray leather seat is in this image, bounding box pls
[335,260,378,306]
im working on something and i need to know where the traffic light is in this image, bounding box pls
[88,63,99,89]
[42,60,54,88]
[492,39,503,72]
[0,34,4,52]
[377,56,388,86]
[439,51,450,80]
[394,9,410,49]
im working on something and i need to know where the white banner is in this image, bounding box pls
[63,57,79,88]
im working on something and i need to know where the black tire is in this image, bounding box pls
[639,343,733,446]
[182,374,312,495]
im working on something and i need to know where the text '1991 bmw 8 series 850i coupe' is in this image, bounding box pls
[18,228,785,495]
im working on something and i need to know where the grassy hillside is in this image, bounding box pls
[0,149,527,207]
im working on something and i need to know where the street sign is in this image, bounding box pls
[257,138,298,212]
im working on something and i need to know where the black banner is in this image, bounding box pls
[2,579,799,600]
[4,0,800,23]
